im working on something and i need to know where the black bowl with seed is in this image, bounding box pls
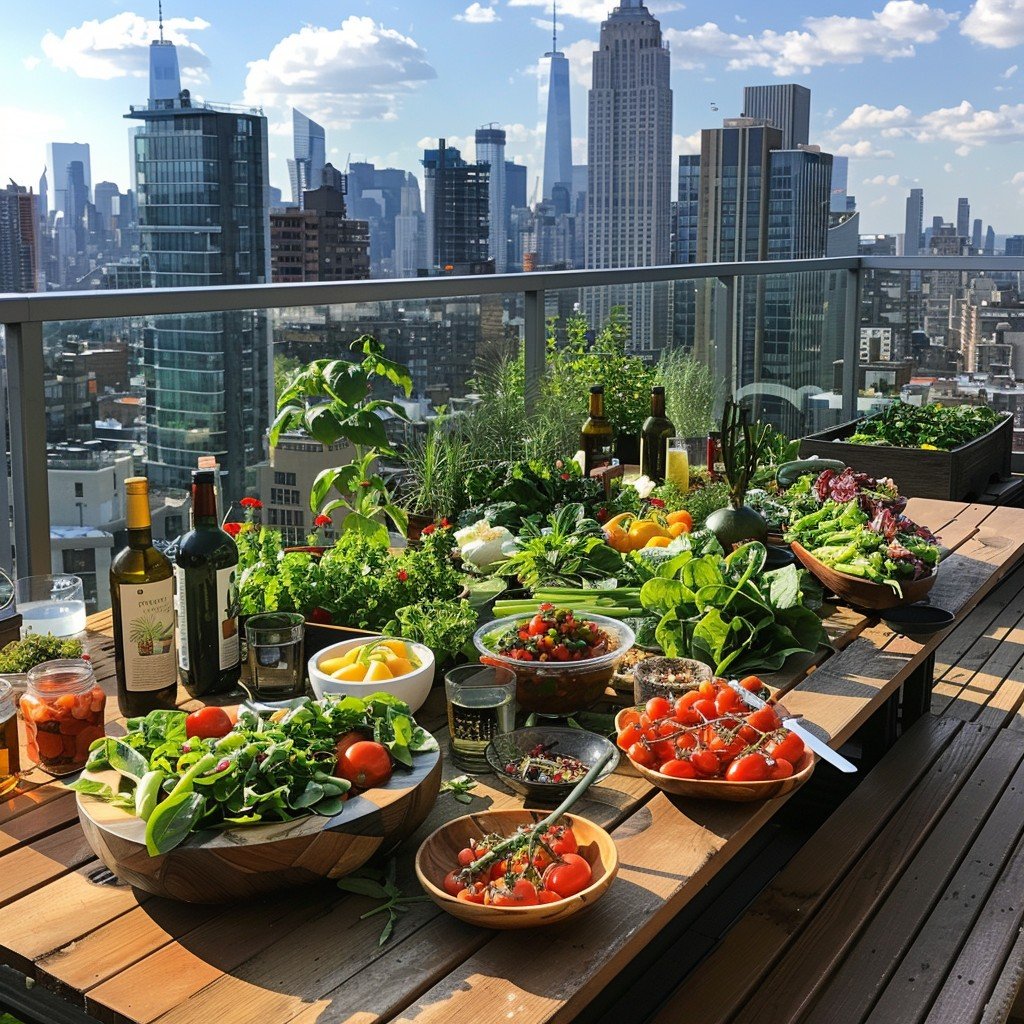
[486,727,619,803]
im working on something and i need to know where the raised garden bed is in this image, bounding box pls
[798,413,1013,501]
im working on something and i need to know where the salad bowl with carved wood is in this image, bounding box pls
[76,744,441,904]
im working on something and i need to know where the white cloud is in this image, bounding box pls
[869,195,890,207]
[675,131,702,154]
[563,38,597,87]
[22,56,40,71]
[962,0,1024,48]
[244,17,436,128]
[1003,63,1019,77]
[955,143,972,155]
[663,2,955,76]
[863,173,903,185]
[1011,170,1024,191]
[834,104,914,133]
[532,16,566,32]
[0,105,68,183]
[40,12,210,83]
[944,162,955,171]
[833,140,896,159]
[455,3,500,24]
[508,0,684,22]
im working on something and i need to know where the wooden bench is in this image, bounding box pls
[651,714,1024,1024]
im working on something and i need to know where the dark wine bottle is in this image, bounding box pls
[581,385,614,476]
[175,470,240,697]
[110,477,178,716]
[639,386,675,484]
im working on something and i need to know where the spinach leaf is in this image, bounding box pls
[145,791,205,856]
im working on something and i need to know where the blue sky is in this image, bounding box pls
[3,0,1024,235]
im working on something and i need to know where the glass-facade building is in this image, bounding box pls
[127,101,272,503]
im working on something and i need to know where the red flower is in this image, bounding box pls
[397,569,409,582]
[596,507,608,523]
[314,514,332,527]
[240,497,263,509]
[223,521,243,536]
[359,480,372,488]
[308,607,333,625]
[648,498,666,509]
[560,472,570,481]
[439,518,450,528]
[421,524,436,536]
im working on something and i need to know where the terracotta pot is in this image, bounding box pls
[406,513,435,545]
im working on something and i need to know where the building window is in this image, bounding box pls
[74,483,84,497]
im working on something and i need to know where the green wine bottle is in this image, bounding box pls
[639,386,675,484]
[175,469,240,697]
[110,477,178,716]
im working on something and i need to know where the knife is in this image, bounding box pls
[727,680,858,774]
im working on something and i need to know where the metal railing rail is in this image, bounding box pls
[2,254,1021,575]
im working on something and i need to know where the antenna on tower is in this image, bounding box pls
[158,0,164,42]
[552,0,558,52]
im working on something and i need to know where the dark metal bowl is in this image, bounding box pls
[881,604,956,643]
[485,727,619,802]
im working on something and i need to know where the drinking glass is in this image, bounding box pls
[665,438,690,492]
[16,575,86,638]
[445,663,517,773]
[245,613,306,700]
[684,436,708,471]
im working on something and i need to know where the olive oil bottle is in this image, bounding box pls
[581,385,614,476]
[639,386,675,484]
[110,477,178,716]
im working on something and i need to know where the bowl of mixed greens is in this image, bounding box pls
[71,694,441,903]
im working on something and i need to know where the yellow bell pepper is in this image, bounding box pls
[626,520,672,550]
[605,524,632,553]
[645,535,672,548]
[603,512,636,532]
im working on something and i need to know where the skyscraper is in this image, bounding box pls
[287,109,326,207]
[904,188,924,256]
[671,155,700,349]
[984,225,996,255]
[346,162,409,275]
[0,182,40,292]
[742,84,810,149]
[47,143,91,215]
[127,33,271,502]
[956,198,970,241]
[422,140,490,273]
[542,4,572,201]
[475,126,508,273]
[148,11,181,110]
[830,155,850,213]
[394,174,426,278]
[585,0,672,351]
[972,218,983,252]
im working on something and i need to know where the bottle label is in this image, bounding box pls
[216,565,241,671]
[119,579,176,692]
[175,565,189,672]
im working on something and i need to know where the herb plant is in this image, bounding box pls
[846,402,1004,450]
[383,599,479,666]
[0,634,84,673]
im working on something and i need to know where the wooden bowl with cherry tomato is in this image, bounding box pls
[415,810,618,929]
[613,677,815,802]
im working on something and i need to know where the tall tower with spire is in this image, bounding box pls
[542,2,572,201]
[584,0,672,351]
[148,1,181,109]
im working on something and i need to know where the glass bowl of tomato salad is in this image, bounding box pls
[474,607,634,717]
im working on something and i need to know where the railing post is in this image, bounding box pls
[841,267,862,422]
[523,288,546,415]
[715,275,736,411]
[5,321,51,576]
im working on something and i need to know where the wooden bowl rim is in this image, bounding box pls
[415,810,618,915]
[613,706,815,790]
[789,540,938,592]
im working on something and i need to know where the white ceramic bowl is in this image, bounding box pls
[307,636,435,713]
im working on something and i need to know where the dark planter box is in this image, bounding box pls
[798,413,1013,501]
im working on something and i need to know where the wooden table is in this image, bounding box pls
[2,498,1023,1024]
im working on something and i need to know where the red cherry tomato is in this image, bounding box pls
[617,722,643,751]
[618,708,642,729]
[693,699,718,721]
[489,859,508,881]
[715,688,744,716]
[770,757,795,779]
[698,679,717,700]
[336,740,393,789]
[627,742,657,769]
[542,853,593,898]
[691,749,720,777]
[486,878,540,906]
[725,752,772,782]
[746,706,782,733]
[659,758,698,779]
[739,675,765,693]
[766,731,805,765]
[332,730,366,771]
[185,706,233,740]
[442,870,466,896]
[674,691,701,716]
[537,888,561,904]
[541,824,578,858]
[645,696,673,721]
[457,885,486,904]
[676,732,697,751]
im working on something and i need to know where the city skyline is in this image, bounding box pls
[4,1,1024,237]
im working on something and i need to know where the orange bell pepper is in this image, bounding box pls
[626,520,672,550]
[667,510,694,529]
[605,525,632,553]
[645,535,672,548]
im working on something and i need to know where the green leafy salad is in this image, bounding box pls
[70,695,438,857]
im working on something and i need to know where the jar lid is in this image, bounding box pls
[26,658,95,696]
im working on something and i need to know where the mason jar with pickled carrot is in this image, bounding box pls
[21,659,106,775]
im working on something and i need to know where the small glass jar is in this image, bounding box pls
[21,659,105,776]
[0,679,21,796]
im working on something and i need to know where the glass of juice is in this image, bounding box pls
[244,613,306,700]
[16,575,86,638]
[665,438,690,493]
[445,663,516,773]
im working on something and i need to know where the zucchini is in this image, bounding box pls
[776,458,847,489]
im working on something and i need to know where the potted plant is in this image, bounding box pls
[271,335,413,544]
[705,400,771,550]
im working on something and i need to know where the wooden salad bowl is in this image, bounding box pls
[76,747,442,904]
[790,541,936,612]
[415,810,618,929]
[614,708,814,802]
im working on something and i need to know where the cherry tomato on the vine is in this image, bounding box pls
[766,731,805,765]
[645,696,673,721]
[725,752,772,782]
[542,853,593,898]
[659,758,698,779]
[185,706,233,740]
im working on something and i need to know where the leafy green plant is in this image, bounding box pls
[0,634,83,673]
[846,401,1004,450]
[639,542,826,676]
[657,348,720,438]
[400,406,472,518]
[498,503,624,589]
[271,336,413,543]
[383,598,479,665]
